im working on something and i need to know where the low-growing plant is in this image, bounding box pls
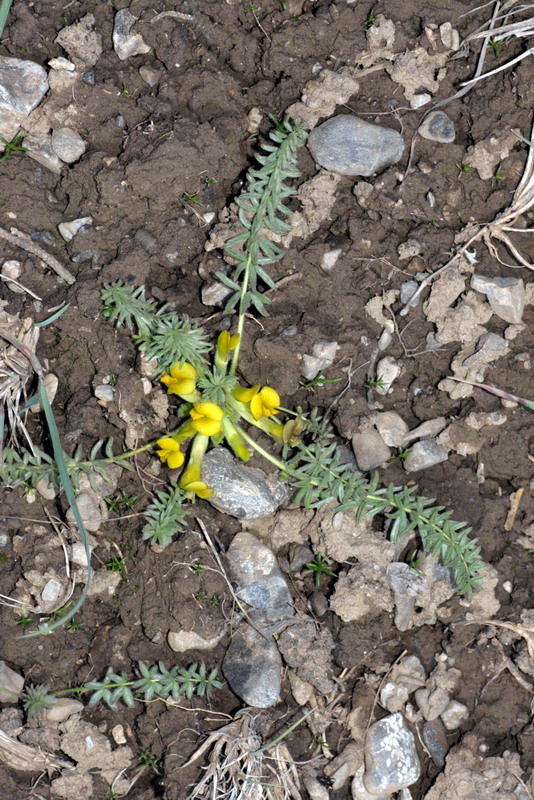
[0,129,27,163]
[306,553,336,588]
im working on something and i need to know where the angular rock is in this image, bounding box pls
[415,686,451,721]
[352,429,391,470]
[397,239,421,260]
[301,340,338,380]
[375,411,408,447]
[422,719,449,768]
[51,128,87,164]
[54,13,103,69]
[0,661,24,702]
[66,492,103,532]
[364,713,420,794]
[471,274,525,324]
[419,111,456,144]
[58,217,92,242]
[44,698,84,723]
[113,9,151,61]
[441,700,469,730]
[167,629,226,653]
[201,282,233,306]
[400,280,420,307]
[222,623,281,708]
[375,356,401,395]
[307,115,404,177]
[403,417,447,445]
[388,562,429,632]
[94,384,114,403]
[0,57,48,142]
[403,439,449,472]
[202,447,288,519]
[41,578,63,606]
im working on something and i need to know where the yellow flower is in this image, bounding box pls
[189,402,224,437]
[179,458,213,499]
[217,331,240,358]
[233,384,260,403]
[160,362,198,398]
[155,437,185,469]
[250,386,280,420]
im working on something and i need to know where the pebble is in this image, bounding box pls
[0,661,24,702]
[48,57,76,72]
[418,111,456,144]
[202,447,288,519]
[422,719,449,768]
[375,411,409,447]
[321,248,342,273]
[397,239,421,260]
[471,274,525,324]
[410,93,432,109]
[352,429,391,471]
[309,591,329,617]
[353,180,374,206]
[307,115,405,177]
[363,712,420,794]
[33,230,55,246]
[54,13,103,69]
[1,260,24,293]
[66,492,103,532]
[41,577,63,605]
[440,22,460,51]
[113,9,151,60]
[403,440,449,472]
[415,687,451,721]
[58,217,93,242]
[132,228,159,254]
[226,531,294,620]
[201,282,233,306]
[301,340,338,380]
[44,698,84,722]
[441,699,469,730]
[388,562,429,631]
[51,127,87,164]
[82,71,95,85]
[71,249,95,263]
[0,57,48,143]
[112,724,127,745]
[222,623,282,708]
[94,385,114,404]
[167,630,226,653]
[375,356,401,395]
[404,417,447,445]
[400,280,420,307]
[139,66,160,87]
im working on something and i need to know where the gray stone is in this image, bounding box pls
[202,447,288,519]
[415,687,451,721]
[94,384,114,403]
[374,411,408,447]
[301,340,338,380]
[419,111,456,144]
[0,57,48,142]
[0,661,24,703]
[113,9,151,61]
[58,217,92,242]
[400,280,420,307]
[404,417,447,445]
[380,655,427,712]
[227,531,294,620]
[397,239,421,260]
[222,623,282,708]
[388,562,429,632]
[54,14,103,69]
[132,228,159,254]
[352,429,391,471]
[375,356,401,395]
[403,439,449,472]
[307,115,404,177]
[201,282,233,306]
[363,712,420,794]
[41,578,63,605]
[139,66,160,87]
[66,492,102,532]
[309,591,329,616]
[423,719,450,768]
[167,630,226,653]
[44,698,84,722]
[51,128,87,164]
[441,700,469,730]
[471,274,525,324]
[1,260,24,293]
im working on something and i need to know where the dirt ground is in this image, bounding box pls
[0,1,533,798]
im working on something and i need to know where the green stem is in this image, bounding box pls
[229,254,252,376]
[237,426,292,473]
[0,0,12,39]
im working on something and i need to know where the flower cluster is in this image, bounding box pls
[155,333,286,500]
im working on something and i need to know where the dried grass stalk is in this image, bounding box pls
[0,728,71,773]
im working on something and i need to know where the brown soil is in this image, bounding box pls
[0,1,533,799]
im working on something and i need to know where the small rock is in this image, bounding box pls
[352,429,391,470]
[440,22,460,51]
[307,115,404,177]
[415,687,451,721]
[139,66,160,87]
[222,623,282,708]
[54,13,103,69]
[400,280,420,307]
[380,655,427,711]
[321,248,342,273]
[66,492,103,532]
[35,477,56,500]
[471,274,525,324]
[375,411,409,447]
[71,541,91,568]
[58,217,92,242]
[94,385,114,404]
[0,661,24,703]
[82,71,95,85]
[0,57,48,143]
[364,712,420,794]
[51,128,87,164]
[167,630,226,653]
[71,249,95,263]
[113,9,151,60]
[388,562,429,631]
[201,282,233,306]
[422,719,449,768]
[87,568,121,597]
[301,340,338,380]
[227,531,294,620]
[288,543,314,572]
[1,259,24,292]
[375,356,401,395]
[41,578,64,606]
[403,440,449,472]
[353,180,374,206]
[132,228,159,254]
[202,447,288,519]
[112,724,127,745]
[44,698,84,722]
[410,93,432,109]
[309,591,329,616]
[419,111,456,144]
[397,239,421,260]
[404,417,447,444]
[441,700,469,730]
[48,57,76,71]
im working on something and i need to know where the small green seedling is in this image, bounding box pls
[105,489,138,513]
[458,164,473,174]
[388,447,411,464]
[16,614,32,633]
[67,619,83,631]
[407,549,426,576]
[138,748,159,769]
[365,7,377,27]
[487,37,503,57]
[118,84,129,97]
[494,168,506,183]
[0,130,27,163]
[106,556,128,579]
[306,554,336,588]
[190,563,207,574]
[181,190,203,207]
[364,375,386,390]
[299,373,341,395]
[203,176,219,186]
[428,219,438,228]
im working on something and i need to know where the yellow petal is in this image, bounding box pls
[169,361,197,380]
[250,393,263,420]
[259,386,280,411]
[156,437,180,451]
[233,384,260,403]
[193,402,224,421]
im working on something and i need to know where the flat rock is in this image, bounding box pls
[226,531,294,620]
[352,429,391,470]
[51,128,87,164]
[0,57,48,142]
[471,274,525,323]
[403,439,449,472]
[0,661,24,702]
[66,491,103,532]
[404,417,447,444]
[113,9,151,60]
[375,356,401,394]
[44,698,84,722]
[58,217,92,242]
[423,719,449,768]
[307,115,404,177]
[374,411,408,447]
[222,623,282,708]
[167,629,226,653]
[419,111,456,143]
[202,447,288,519]
[363,712,420,794]
[54,13,103,69]
[301,340,338,380]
